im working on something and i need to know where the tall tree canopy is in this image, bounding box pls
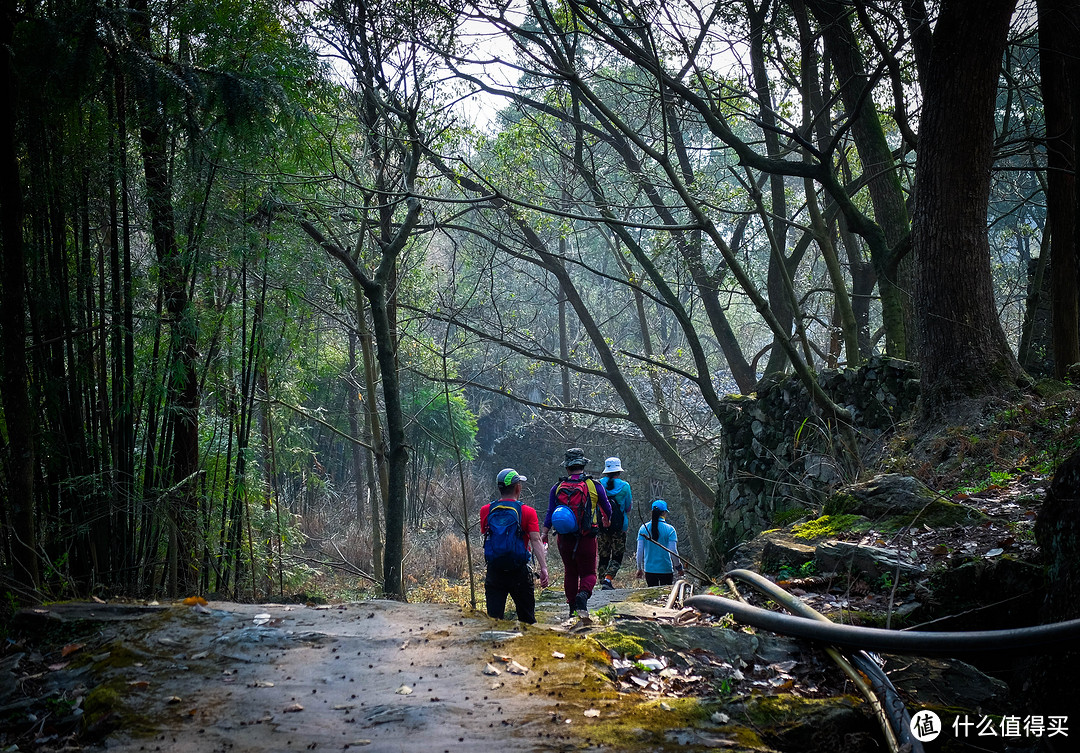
[1,0,1075,597]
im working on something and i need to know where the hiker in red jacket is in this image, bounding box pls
[480,468,549,624]
[541,448,611,619]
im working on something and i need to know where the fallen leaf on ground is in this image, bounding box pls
[506,660,529,675]
[253,613,271,625]
[395,685,413,695]
[283,703,304,712]
[165,696,182,704]
[62,643,85,657]
[583,709,600,718]
[183,596,208,606]
[551,651,565,659]
[482,663,501,676]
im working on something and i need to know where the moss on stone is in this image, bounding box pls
[791,514,863,541]
[81,679,155,737]
[823,492,859,516]
[883,499,985,531]
[592,629,647,658]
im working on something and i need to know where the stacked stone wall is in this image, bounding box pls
[711,355,920,559]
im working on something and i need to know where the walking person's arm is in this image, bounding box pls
[668,527,684,576]
[635,530,645,579]
[541,485,557,544]
[529,530,549,587]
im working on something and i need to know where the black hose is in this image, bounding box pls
[723,569,921,753]
[685,593,1080,655]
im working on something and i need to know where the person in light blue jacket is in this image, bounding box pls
[636,499,683,586]
[598,457,633,590]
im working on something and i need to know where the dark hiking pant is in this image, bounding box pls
[645,571,674,587]
[485,564,536,624]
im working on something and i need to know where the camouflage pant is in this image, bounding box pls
[597,527,627,579]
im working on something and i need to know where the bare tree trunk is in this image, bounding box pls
[1038,0,1080,377]
[348,333,366,529]
[355,286,385,583]
[913,0,1025,415]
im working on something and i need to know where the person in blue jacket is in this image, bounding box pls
[636,499,683,586]
[598,457,633,590]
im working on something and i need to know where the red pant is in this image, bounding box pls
[557,533,598,605]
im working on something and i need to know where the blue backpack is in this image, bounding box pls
[484,501,530,570]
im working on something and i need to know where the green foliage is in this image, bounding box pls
[777,560,817,580]
[771,508,810,527]
[404,384,479,465]
[594,604,617,623]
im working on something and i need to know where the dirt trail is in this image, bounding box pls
[14,592,647,753]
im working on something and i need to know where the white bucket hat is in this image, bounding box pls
[603,457,624,474]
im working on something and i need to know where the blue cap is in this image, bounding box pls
[496,468,527,487]
[652,499,668,512]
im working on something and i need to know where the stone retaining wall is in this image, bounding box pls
[711,355,920,560]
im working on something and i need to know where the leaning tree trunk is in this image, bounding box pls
[912,0,1025,416]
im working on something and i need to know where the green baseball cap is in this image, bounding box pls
[496,468,527,486]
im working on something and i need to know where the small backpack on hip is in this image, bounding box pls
[484,501,530,570]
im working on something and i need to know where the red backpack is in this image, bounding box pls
[553,476,600,536]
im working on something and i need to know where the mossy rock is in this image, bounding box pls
[582,697,731,750]
[791,514,868,541]
[593,628,647,659]
[822,492,860,516]
[923,556,1044,629]
[882,498,986,531]
[1032,378,1074,398]
[729,694,880,751]
[81,678,155,739]
[608,621,800,668]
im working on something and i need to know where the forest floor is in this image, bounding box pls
[3,587,728,753]
[4,391,1079,752]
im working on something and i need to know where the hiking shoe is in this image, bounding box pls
[574,590,590,615]
[601,579,614,591]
